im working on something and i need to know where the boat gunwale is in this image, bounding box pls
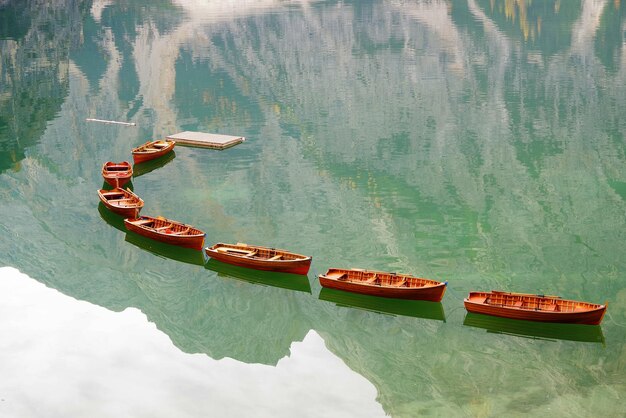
[102,161,132,172]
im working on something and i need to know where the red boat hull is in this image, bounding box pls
[319,275,446,301]
[464,291,607,325]
[132,140,175,164]
[124,218,205,251]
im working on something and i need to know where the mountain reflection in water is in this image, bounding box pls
[1,0,625,416]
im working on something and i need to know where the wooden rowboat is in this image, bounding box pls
[463,290,607,325]
[97,187,144,218]
[318,268,447,302]
[204,243,312,275]
[132,139,175,164]
[124,215,205,250]
[102,161,132,187]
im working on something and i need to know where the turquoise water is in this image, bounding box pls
[1,0,625,416]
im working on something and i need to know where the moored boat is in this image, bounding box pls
[318,268,447,302]
[204,243,312,275]
[132,139,176,164]
[463,290,607,325]
[102,161,133,187]
[124,215,205,250]
[97,187,144,218]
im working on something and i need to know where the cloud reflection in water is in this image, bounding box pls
[0,267,385,418]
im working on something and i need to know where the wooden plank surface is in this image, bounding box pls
[166,131,245,150]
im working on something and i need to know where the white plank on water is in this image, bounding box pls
[86,118,136,126]
[166,131,245,150]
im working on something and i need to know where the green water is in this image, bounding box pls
[1,0,625,416]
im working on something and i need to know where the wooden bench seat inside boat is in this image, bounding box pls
[154,224,173,231]
[364,274,379,284]
[168,228,190,235]
[268,255,282,261]
[134,219,153,226]
[217,247,256,256]
[326,271,347,280]
[390,279,406,287]
[544,304,558,311]
[513,301,523,308]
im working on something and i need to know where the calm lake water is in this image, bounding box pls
[1,0,625,416]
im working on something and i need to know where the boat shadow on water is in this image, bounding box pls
[318,288,446,321]
[124,231,206,266]
[132,151,176,178]
[204,259,312,293]
[463,313,605,344]
[97,202,127,233]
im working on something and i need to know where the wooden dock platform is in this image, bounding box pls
[166,131,245,150]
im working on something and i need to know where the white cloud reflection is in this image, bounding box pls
[0,267,385,418]
[174,0,312,21]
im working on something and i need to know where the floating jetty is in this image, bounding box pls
[166,131,245,150]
